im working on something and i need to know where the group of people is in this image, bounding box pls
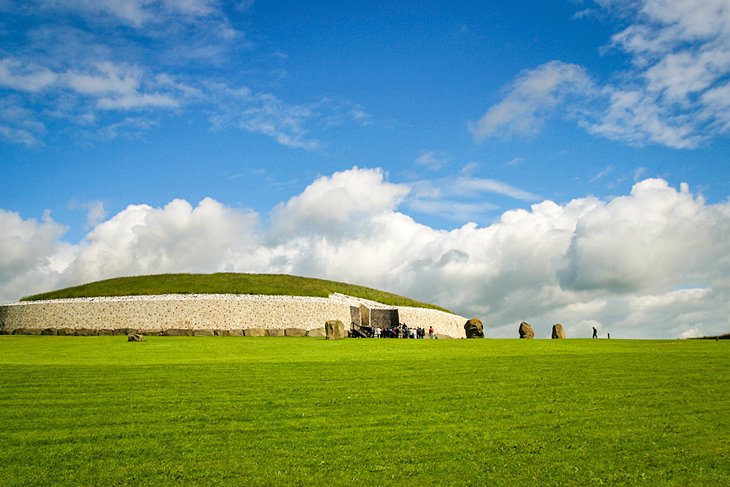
[372,323,435,339]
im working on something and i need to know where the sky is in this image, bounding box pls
[1,0,730,339]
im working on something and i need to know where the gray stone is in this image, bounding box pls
[244,328,266,337]
[519,322,535,339]
[325,320,346,340]
[127,333,145,342]
[74,328,98,336]
[41,328,57,336]
[266,328,285,337]
[214,329,243,336]
[464,318,484,338]
[163,328,194,336]
[285,327,308,337]
[193,329,214,336]
[307,328,326,337]
[551,323,566,339]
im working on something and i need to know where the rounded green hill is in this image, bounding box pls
[21,273,451,313]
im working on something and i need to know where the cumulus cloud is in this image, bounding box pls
[0,209,69,300]
[270,167,410,238]
[61,198,262,285]
[474,0,730,149]
[2,167,730,339]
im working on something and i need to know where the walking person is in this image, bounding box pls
[592,326,598,339]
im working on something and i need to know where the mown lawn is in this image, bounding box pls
[0,337,727,486]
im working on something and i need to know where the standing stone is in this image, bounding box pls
[464,318,484,338]
[325,320,346,340]
[551,323,566,339]
[519,322,535,339]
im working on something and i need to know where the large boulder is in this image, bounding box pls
[464,318,484,338]
[325,320,346,340]
[307,328,326,337]
[127,333,145,342]
[519,322,535,339]
[266,328,285,337]
[551,323,566,339]
[245,328,266,337]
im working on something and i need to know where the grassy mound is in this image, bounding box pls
[0,337,727,485]
[20,273,451,312]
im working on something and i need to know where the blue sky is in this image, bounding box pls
[2,0,730,338]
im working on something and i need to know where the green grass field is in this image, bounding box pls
[20,273,451,312]
[0,337,727,486]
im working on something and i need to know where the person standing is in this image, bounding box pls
[428,326,434,339]
[592,326,598,339]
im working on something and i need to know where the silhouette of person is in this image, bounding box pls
[592,326,598,339]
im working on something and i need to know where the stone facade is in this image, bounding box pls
[0,293,467,338]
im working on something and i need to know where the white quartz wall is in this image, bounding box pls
[0,294,468,337]
[398,306,467,338]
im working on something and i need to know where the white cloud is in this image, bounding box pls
[0,58,57,92]
[404,175,539,222]
[208,88,370,150]
[65,63,142,96]
[0,209,69,300]
[452,177,541,201]
[0,97,46,146]
[33,0,222,28]
[61,198,262,285]
[0,2,361,148]
[415,151,448,171]
[64,62,182,110]
[69,200,107,228]
[469,61,593,141]
[236,93,319,150]
[3,168,730,339]
[97,116,159,140]
[270,167,410,238]
[475,1,730,148]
